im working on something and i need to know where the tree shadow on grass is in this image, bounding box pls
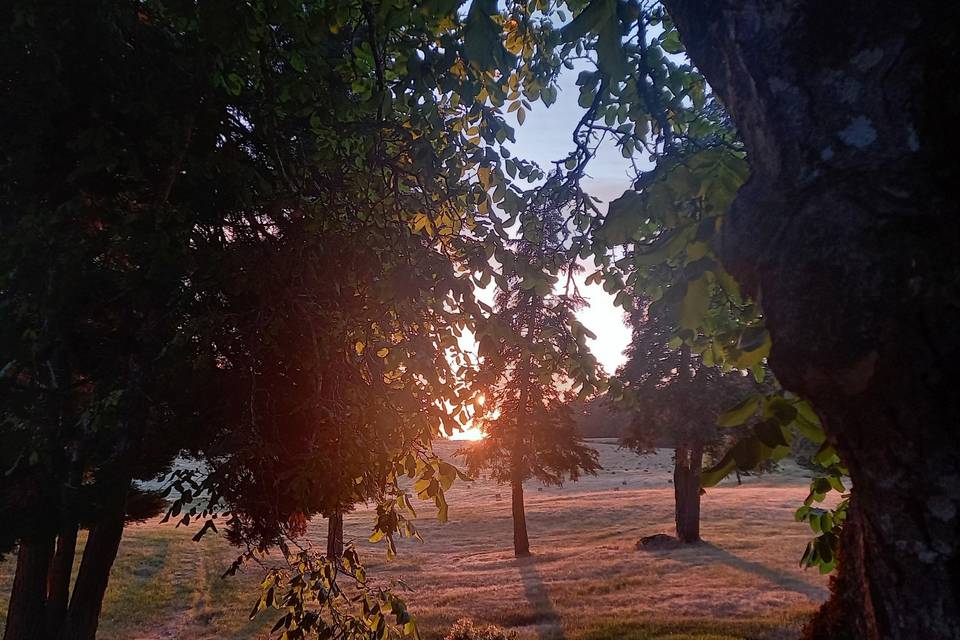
[516,556,567,640]
[639,539,827,602]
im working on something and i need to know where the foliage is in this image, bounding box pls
[473,0,851,571]
[1,0,865,637]
[250,545,419,640]
[617,301,762,456]
[445,618,517,640]
[460,180,601,491]
[572,396,631,438]
[0,0,587,635]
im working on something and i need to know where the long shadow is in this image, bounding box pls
[640,540,827,601]
[516,556,567,640]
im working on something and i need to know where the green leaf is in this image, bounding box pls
[679,276,709,330]
[596,20,628,80]
[730,436,774,470]
[701,453,737,488]
[225,73,243,96]
[560,0,615,43]
[289,51,306,73]
[764,396,798,425]
[738,326,768,352]
[437,461,457,491]
[463,0,510,70]
[754,419,791,449]
[734,330,770,368]
[717,394,761,427]
[660,29,684,54]
[599,191,643,245]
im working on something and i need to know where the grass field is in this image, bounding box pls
[1,441,831,640]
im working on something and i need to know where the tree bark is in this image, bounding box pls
[664,2,960,637]
[803,495,873,640]
[511,475,530,557]
[326,511,343,559]
[44,524,79,640]
[57,505,125,640]
[674,443,703,543]
[3,537,54,640]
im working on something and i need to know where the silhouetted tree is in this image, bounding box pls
[619,302,759,542]
[0,0,536,636]
[461,183,601,556]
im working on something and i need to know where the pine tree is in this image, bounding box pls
[619,301,758,543]
[462,187,600,557]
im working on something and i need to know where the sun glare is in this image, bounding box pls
[448,394,487,441]
[449,425,485,441]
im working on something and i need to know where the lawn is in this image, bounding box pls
[1,442,830,640]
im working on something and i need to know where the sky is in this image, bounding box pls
[496,67,642,372]
[450,69,640,439]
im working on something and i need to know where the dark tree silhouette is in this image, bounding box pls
[619,303,759,542]
[662,2,960,637]
[461,189,601,557]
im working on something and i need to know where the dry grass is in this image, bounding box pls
[1,441,830,639]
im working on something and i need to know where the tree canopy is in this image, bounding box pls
[4,0,959,638]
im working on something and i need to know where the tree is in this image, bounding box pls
[527,0,960,635]
[2,0,565,636]
[461,181,601,557]
[618,302,759,542]
[0,2,247,636]
[572,396,630,438]
[647,3,960,637]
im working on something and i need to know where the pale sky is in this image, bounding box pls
[505,67,640,375]
[451,69,638,439]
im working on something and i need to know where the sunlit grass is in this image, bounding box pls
[1,443,827,639]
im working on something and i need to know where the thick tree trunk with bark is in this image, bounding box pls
[674,443,703,543]
[57,504,125,640]
[665,2,960,637]
[45,524,79,639]
[511,475,530,557]
[327,511,343,559]
[3,538,54,640]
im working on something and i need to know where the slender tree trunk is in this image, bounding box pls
[672,346,701,543]
[44,524,79,640]
[511,474,530,557]
[665,2,960,636]
[674,442,703,543]
[57,502,125,640]
[3,537,54,640]
[510,301,536,559]
[326,511,343,559]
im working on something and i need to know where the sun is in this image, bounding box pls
[447,395,488,441]
[449,426,485,441]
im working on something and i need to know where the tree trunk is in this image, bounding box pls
[44,524,79,640]
[3,537,54,640]
[674,443,703,543]
[803,495,873,640]
[326,511,343,559]
[665,2,960,637]
[511,476,530,557]
[57,505,125,640]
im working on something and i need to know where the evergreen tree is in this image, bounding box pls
[619,301,758,543]
[461,183,600,557]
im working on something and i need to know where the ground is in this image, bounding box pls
[0,441,833,640]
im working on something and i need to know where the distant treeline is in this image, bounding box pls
[572,397,631,440]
